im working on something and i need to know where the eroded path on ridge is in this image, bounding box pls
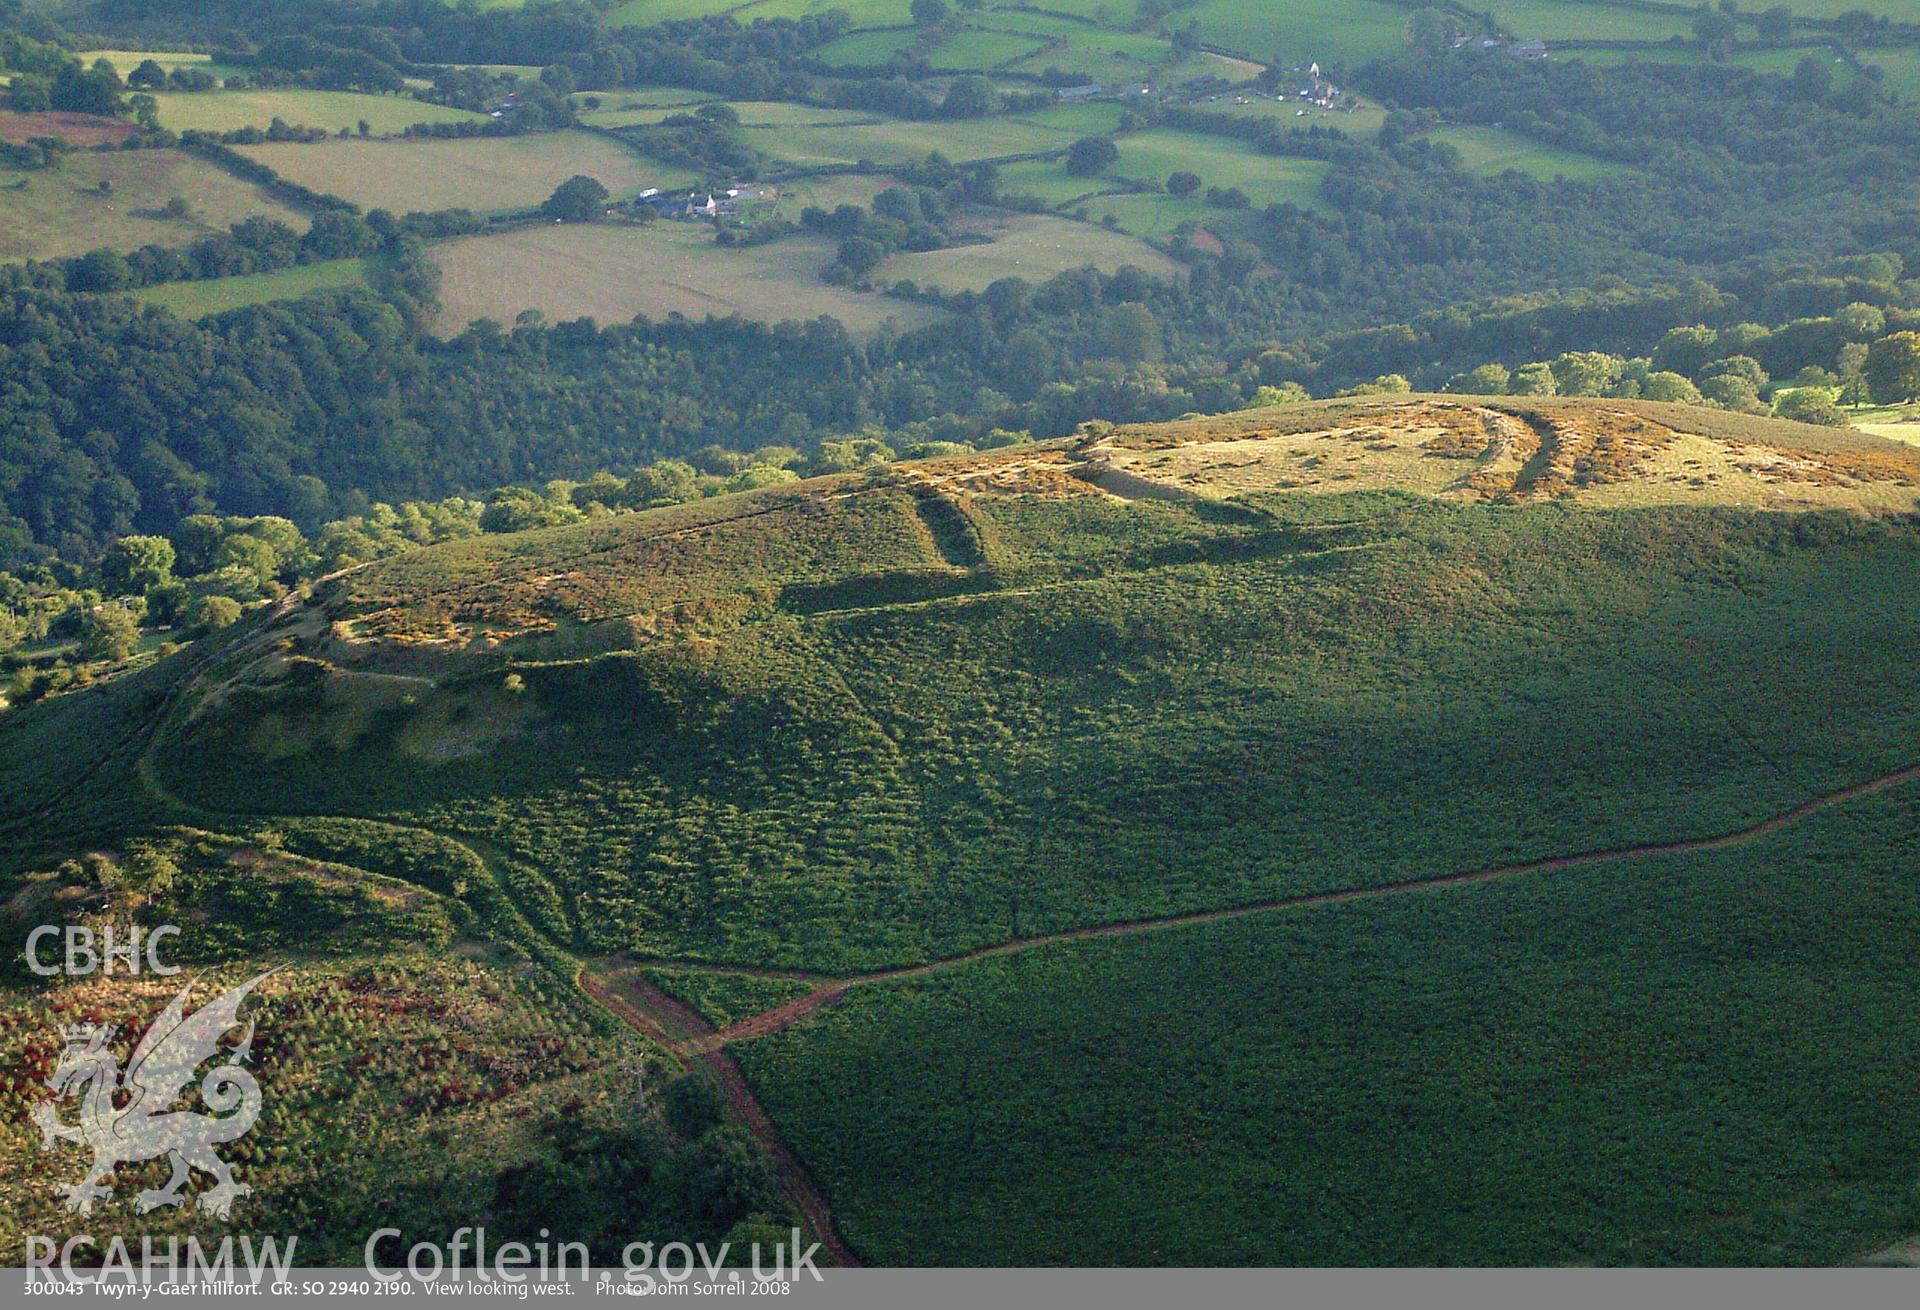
[680,759,1920,1051]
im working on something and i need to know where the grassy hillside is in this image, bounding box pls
[134,256,374,317]
[148,88,487,136]
[10,396,1920,1263]
[883,215,1180,291]
[0,147,304,261]
[28,396,1919,970]
[234,132,666,214]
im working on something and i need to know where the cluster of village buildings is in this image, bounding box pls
[1216,63,1364,116]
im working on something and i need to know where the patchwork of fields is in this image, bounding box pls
[997,126,1334,235]
[597,0,1915,105]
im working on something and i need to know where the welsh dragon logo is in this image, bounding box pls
[31,972,272,1219]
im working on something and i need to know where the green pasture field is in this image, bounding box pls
[1859,422,1920,445]
[427,220,945,337]
[997,18,1180,88]
[1006,44,1154,86]
[1697,46,1828,76]
[585,100,866,129]
[1494,0,1697,42]
[812,28,922,66]
[583,96,856,129]
[576,88,717,111]
[1208,93,1389,137]
[449,63,547,77]
[1758,0,1920,12]
[1197,52,1270,81]
[1180,0,1412,65]
[735,0,914,22]
[984,12,1172,61]
[1561,44,1904,100]
[1530,0,1915,20]
[992,157,1117,206]
[741,111,1084,167]
[612,0,912,24]
[1567,44,1834,73]
[1852,402,1920,436]
[0,147,304,262]
[883,214,1181,290]
[235,132,673,213]
[1008,45,1251,90]
[1020,101,1128,135]
[76,49,247,81]
[741,784,1920,1264]
[1170,0,1705,62]
[575,106,690,129]
[1426,124,1628,180]
[1015,0,1149,24]
[733,102,896,127]
[1105,129,1332,205]
[1068,189,1224,236]
[1857,44,1920,99]
[927,28,1052,70]
[148,89,487,135]
[134,257,375,318]
[1853,398,1920,446]
[774,171,897,210]
[606,0,733,21]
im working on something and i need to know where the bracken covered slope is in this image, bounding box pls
[9,397,1920,1265]
[13,396,1909,971]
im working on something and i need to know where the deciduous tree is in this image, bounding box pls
[1865,332,1920,404]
